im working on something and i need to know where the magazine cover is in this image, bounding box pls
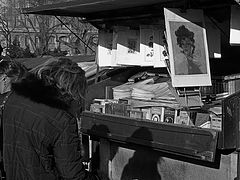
[162,107,178,124]
[174,110,190,125]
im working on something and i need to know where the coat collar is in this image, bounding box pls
[12,73,69,111]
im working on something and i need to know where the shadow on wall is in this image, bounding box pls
[89,124,114,180]
[120,127,162,180]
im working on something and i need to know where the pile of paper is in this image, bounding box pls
[132,81,177,100]
[97,25,167,68]
[112,82,133,100]
[112,78,154,100]
[113,78,182,109]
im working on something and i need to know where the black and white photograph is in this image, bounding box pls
[1,1,240,180]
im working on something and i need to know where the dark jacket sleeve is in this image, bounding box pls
[53,115,88,180]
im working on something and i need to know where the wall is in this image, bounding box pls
[108,143,237,180]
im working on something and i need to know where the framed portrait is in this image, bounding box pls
[164,8,212,87]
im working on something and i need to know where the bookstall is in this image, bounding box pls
[23,0,240,179]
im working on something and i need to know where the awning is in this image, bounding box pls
[22,0,229,20]
[22,0,170,18]
[22,0,236,28]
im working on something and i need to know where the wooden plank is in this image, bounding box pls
[99,139,111,177]
[80,111,219,162]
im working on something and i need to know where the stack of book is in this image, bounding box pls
[112,82,133,100]
[112,78,154,100]
[130,81,181,109]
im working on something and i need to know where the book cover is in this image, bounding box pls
[151,107,164,122]
[162,107,177,123]
[195,112,210,126]
[174,110,190,125]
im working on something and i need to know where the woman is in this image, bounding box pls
[0,57,28,178]
[174,25,203,75]
[0,57,28,94]
[2,57,98,179]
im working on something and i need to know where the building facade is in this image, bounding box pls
[0,0,97,56]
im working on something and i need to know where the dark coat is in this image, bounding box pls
[2,74,87,180]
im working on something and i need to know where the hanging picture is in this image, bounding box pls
[139,25,167,67]
[111,29,118,66]
[97,30,118,67]
[153,24,168,68]
[140,25,155,66]
[164,8,211,87]
[115,27,141,66]
[230,5,240,45]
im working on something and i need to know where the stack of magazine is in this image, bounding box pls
[113,77,182,109]
[112,78,154,100]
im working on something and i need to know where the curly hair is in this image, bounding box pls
[0,57,28,82]
[175,25,195,48]
[31,57,87,104]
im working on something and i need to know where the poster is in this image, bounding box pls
[140,25,155,66]
[97,30,118,67]
[140,25,167,67]
[115,27,141,66]
[164,8,211,87]
[230,5,240,45]
[153,25,168,68]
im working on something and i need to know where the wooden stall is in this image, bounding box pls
[23,0,240,179]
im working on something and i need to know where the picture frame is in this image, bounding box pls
[164,8,212,87]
